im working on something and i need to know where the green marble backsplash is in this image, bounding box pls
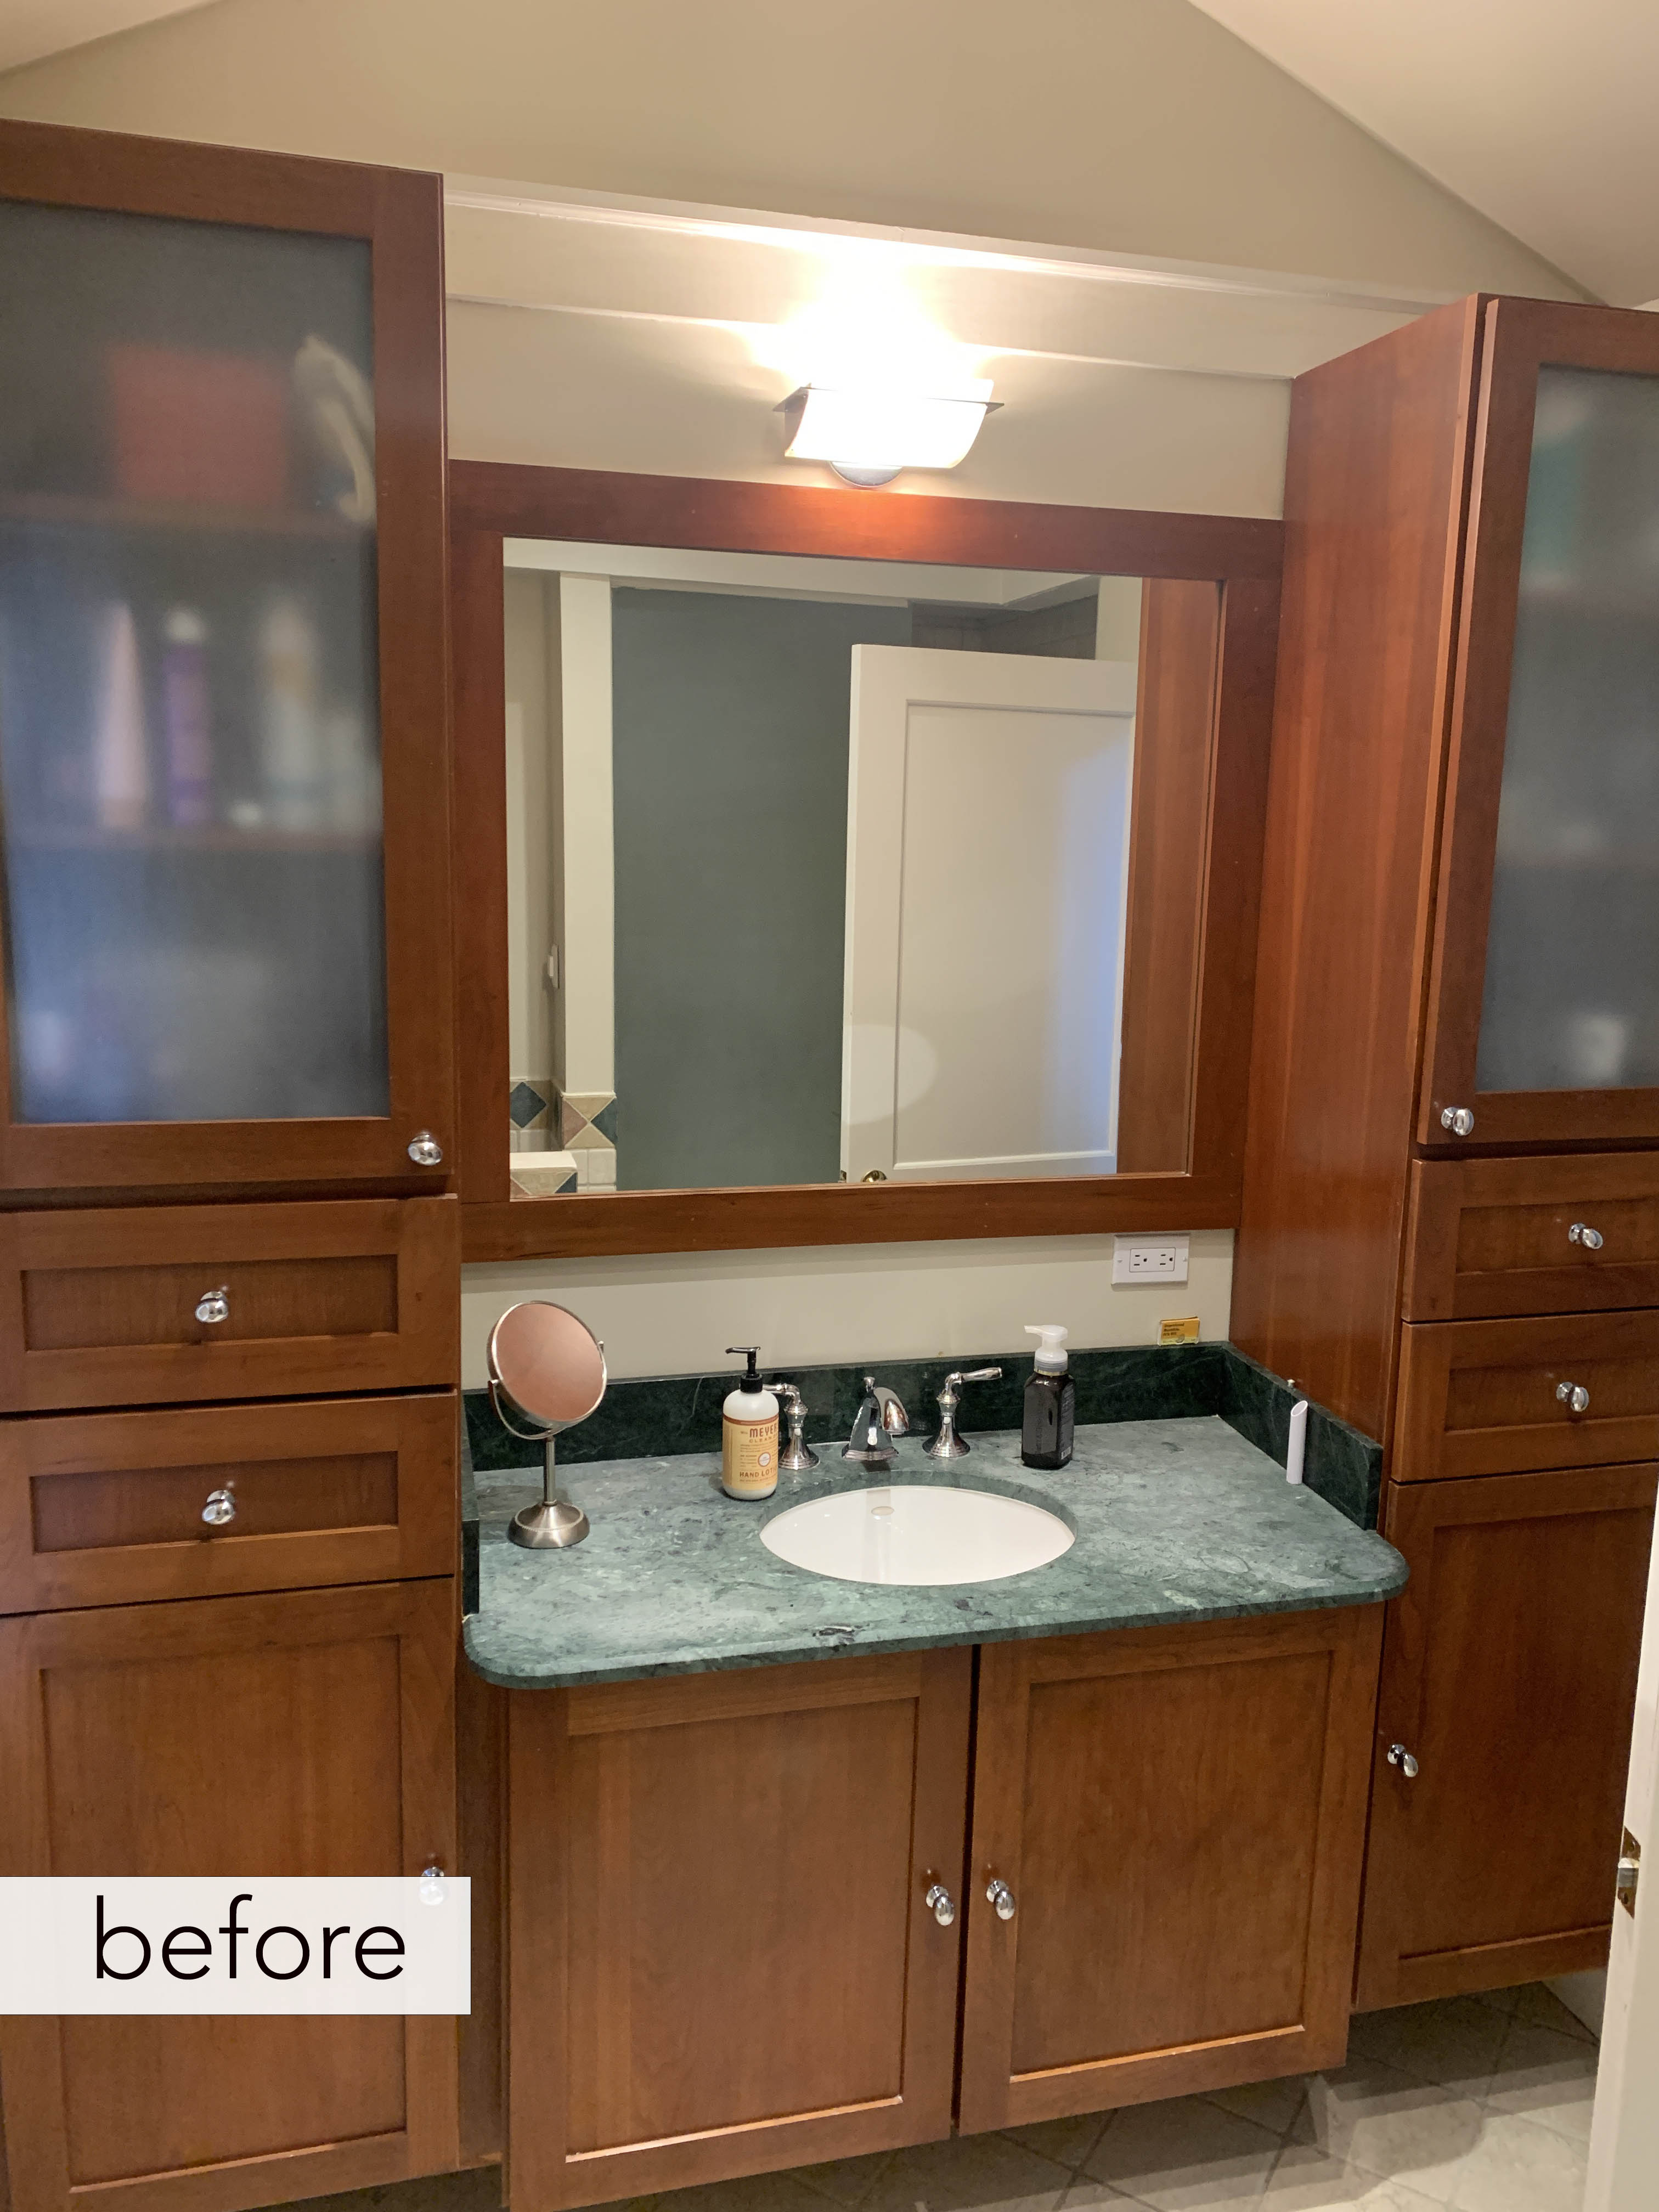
[464,1340,1381,1528]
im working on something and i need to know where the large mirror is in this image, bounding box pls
[499,538,1224,1199]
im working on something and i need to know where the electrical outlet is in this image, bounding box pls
[1113,1234,1190,1285]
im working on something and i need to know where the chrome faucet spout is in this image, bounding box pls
[843,1374,910,1466]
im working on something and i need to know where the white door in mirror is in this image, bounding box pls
[761,1485,1073,1586]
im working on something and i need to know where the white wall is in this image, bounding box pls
[0,0,1577,297]
[463,1229,1232,1385]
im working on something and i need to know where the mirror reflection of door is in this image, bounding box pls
[499,542,1218,1197]
[841,647,1138,1183]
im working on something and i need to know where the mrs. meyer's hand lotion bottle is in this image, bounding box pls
[722,1346,780,1499]
[1021,1324,1075,1470]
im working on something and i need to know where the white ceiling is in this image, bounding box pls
[1189,2,1659,306]
[0,1,207,75]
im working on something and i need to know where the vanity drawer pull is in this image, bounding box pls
[1556,1381,1591,1415]
[200,1487,236,1527]
[923,1881,956,1928]
[194,1285,229,1325]
[986,1876,1017,1921]
[1568,1222,1605,1250]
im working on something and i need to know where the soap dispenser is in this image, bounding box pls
[722,1346,780,1500]
[1022,1324,1075,1470]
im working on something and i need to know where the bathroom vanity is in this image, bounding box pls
[466,1420,1402,2209]
[0,103,1652,2212]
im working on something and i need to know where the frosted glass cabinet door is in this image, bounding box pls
[0,122,450,1189]
[1424,300,1659,1149]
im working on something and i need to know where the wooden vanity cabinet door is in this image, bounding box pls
[1355,1465,1655,2010]
[956,1607,1381,2134]
[0,1578,458,2212]
[506,1649,972,2210]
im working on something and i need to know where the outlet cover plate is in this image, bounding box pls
[1113,1234,1190,1285]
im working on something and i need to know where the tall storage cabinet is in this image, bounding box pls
[1235,292,1659,2006]
[0,119,461,2212]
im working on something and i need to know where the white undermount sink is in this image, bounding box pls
[760,1483,1074,1587]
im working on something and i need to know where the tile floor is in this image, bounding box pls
[303,1982,1599,2212]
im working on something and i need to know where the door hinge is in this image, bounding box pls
[1617,1826,1641,1916]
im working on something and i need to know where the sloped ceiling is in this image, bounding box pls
[1190,1,1659,305]
[0,3,210,74]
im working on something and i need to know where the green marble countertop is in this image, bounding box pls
[462,1416,1407,1690]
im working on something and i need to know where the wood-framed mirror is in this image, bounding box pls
[449,464,1280,1260]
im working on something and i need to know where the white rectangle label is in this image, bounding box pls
[0,1878,470,2013]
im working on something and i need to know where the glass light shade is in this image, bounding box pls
[780,382,996,478]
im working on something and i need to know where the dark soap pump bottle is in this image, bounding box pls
[1020,1324,1075,1470]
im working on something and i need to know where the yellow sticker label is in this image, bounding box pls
[1158,1317,1201,1345]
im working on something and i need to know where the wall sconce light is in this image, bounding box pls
[777,381,998,487]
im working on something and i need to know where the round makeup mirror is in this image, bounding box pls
[487,1300,607,1549]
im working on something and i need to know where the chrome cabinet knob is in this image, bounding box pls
[195,1286,229,1325]
[1568,1222,1605,1250]
[1556,1381,1591,1414]
[407,1130,443,1166]
[1386,1743,1419,1780]
[201,1487,236,1527]
[986,1876,1017,1921]
[924,1881,957,1928]
[1440,1106,1475,1136]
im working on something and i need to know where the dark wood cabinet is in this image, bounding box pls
[0,120,453,1194]
[501,1614,1386,2208]
[1236,289,1659,2008]
[505,1650,972,2209]
[1396,1309,1659,1480]
[1416,299,1659,1156]
[0,1196,459,1410]
[1404,1153,1659,1322]
[956,1609,1381,2132]
[1356,1466,1655,2006]
[0,1578,459,2212]
[0,1389,456,1612]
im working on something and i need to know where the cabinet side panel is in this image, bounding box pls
[1234,300,1483,1439]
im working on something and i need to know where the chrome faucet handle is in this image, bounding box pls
[926,1366,1005,1459]
[769,1381,820,1471]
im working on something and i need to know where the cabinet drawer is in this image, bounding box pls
[0,1392,456,1612]
[1396,1311,1659,1480]
[0,1196,458,1410]
[1404,1154,1659,1321]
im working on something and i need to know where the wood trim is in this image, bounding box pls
[448,462,1282,580]
[0,1578,459,2212]
[449,464,1278,1256]
[1386,1926,1612,2008]
[956,1606,1380,2131]
[450,527,512,1207]
[566,1652,924,1736]
[1116,581,1222,1172]
[0,1196,458,1413]
[460,1169,1244,1261]
[0,1390,456,1614]
[506,1647,970,2209]
[1420,297,1659,1150]
[0,125,454,1193]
